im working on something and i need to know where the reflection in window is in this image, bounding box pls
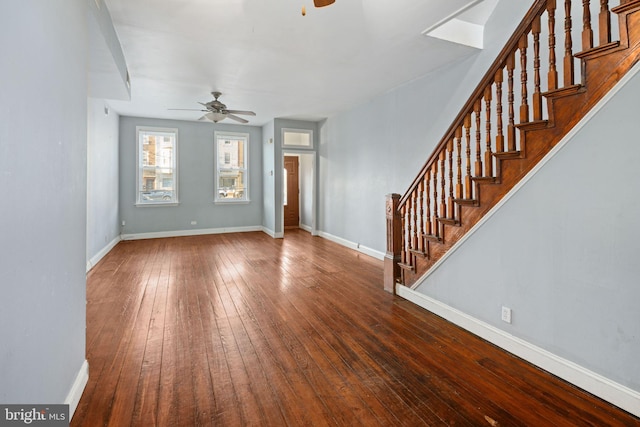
[215,132,249,202]
[283,168,288,206]
[137,127,178,205]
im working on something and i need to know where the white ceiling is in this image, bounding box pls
[103,0,491,126]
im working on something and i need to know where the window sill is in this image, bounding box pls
[135,202,180,207]
[214,199,250,205]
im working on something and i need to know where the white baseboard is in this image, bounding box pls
[121,225,264,241]
[262,226,284,239]
[86,236,121,272]
[299,223,320,236]
[65,359,88,420]
[397,285,640,418]
[317,231,385,260]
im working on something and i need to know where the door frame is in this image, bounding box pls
[281,150,317,236]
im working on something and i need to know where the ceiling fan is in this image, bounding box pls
[169,91,256,124]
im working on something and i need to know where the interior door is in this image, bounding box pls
[284,156,299,227]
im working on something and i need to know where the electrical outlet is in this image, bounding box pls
[501,306,512,324]
[191,220,197,225]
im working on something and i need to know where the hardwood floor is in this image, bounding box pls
[73,230,639,426]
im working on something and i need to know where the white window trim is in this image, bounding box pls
[214,131,250,204]
[282,128,313,149]
[135,126,179,207]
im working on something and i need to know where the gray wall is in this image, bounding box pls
[119,117,263,235]
[0,0,87,403]
[417,68,640,392]
[262,120,276,234]
[317,1,531,253]
[87,98,120,263]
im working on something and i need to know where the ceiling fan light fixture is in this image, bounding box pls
[313,0,335,7]
[210,112,227,123]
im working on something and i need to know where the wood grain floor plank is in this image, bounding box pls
[73,230,640,426]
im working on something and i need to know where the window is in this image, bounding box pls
[215,132,249,202]
[136,127,178,205]
[282,128,313,148]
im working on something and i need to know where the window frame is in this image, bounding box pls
[135,126,179,207]
[282,128,313,149]
[214,131,250,204]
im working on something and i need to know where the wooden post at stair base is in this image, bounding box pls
[384,193,402,294]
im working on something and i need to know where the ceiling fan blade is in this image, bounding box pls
[225,113,249,124]
[314,0,335,7]
[225,109,256,116]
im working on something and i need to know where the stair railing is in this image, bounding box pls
[385,0,631,292]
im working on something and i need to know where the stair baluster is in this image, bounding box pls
[533,15,544,121]
[519,34,530,123]
[507,53,517,151]
[583,0,595,48]
[549,0,559,90]
[484,86,494,178]
[600,0,612,43]
[495,69,505,153]
[564,0,575,85]
[464,115,473,200]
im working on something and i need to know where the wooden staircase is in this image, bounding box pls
[385,0,640,292]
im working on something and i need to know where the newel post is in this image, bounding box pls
[384,193,402,294]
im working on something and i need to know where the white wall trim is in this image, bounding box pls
[65,359,89,421]
[299,223,312,233]
[121,225,264,241]
[317,231,385,260]
[299,223,319,236]
[262,226,284,239]
[86,236,121,272]
[411,59,640,290]
[397,285,640,418]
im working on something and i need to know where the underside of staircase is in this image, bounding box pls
[385,0,640,292]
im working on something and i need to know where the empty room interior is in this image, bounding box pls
[2,0,640,425]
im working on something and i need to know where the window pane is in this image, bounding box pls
[215,133,248,201]
[138,128,178,204]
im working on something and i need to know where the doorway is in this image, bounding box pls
[284,155,299,228]
[281,151,316,236]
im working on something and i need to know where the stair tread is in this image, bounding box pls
[575,41,621,59]
[438,217,461,226]
[472,176,497,183]
[494,150,522,159]
[453,198,480,206]
[398,262,414,272]
[515,120,550,131]
[421,233,442,242]
[542,85,583,99]
[409,248,427,258]
[612,0,640,14]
